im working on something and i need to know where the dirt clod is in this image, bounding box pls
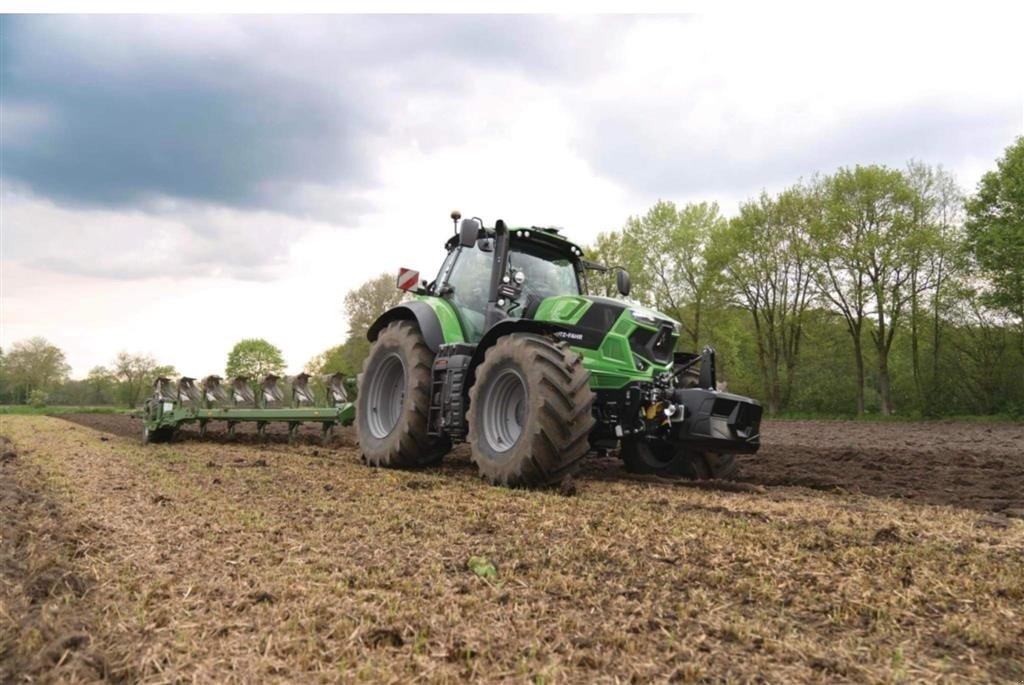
[559,476,578,497]
[873,525,905,544]
[366,627,404,648]
[1,437,17,463]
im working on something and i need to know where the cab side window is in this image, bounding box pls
[444,246,493,342]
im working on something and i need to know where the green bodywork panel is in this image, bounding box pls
[533,295,675,390]
[413,294,467,344]
[410,291,676,391]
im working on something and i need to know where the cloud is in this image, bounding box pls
[578,100,1021,198]
[0,15,624,280]
[1,186,333,281]
[0,15,618,217]
[567,12,1023,199]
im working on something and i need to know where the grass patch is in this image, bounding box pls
[0,404,127,416]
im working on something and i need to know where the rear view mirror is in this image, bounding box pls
[616,269,631,297]
[459,218,482,247]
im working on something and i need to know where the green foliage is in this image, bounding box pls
[308,273,407,381]
[0,405,126,415]
[585,142,1024,418]
[615,200,728,349]
[467,556,498,580]
[27,389,48,408]
[225,338,286,381]
[113,352,177,408]
[965,136,1024,347]
[722,186,816,413]
[2,337,71,403]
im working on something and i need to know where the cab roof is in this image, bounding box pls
[444,224,586,258]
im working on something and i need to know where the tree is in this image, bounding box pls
[85,366,117,405]
[3,337,71,403]
[306,342,358,376]
[586,230,628,297]
[344,273,408,339]
[965,136,1024,355]
[113,352,177,407]
[904,161,965,415]
[724,186,816,414]
[812,166,919,415]
[620,201,728,349]
[0,347,7,403]
[337,273,408,371]
[225,339,286,380]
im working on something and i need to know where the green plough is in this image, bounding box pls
[140,373,355,444]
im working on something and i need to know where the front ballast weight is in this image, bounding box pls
[140,372,356,444]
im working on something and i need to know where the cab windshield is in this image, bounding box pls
[508,243,580,302]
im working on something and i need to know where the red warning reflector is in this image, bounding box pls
[397,268,420,291]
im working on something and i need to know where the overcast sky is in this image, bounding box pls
[2,11,1022,378]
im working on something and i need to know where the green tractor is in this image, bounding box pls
[356,212,762,487]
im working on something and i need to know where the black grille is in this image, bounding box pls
[629,325,677,365]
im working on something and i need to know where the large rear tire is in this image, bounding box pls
[467,334,595,487]
[357,320,450,467]
[620,441,738,480]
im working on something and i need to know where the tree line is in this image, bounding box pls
[589,138,1023,417]
[0,338,290,409]
[4,137,1020,417]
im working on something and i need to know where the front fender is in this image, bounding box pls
[466,319,567,389]
[367,301,449,352]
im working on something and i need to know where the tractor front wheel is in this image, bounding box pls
[620,440,738,480]
[357,320,450,467]
[468,334,595,487]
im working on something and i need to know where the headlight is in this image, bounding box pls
[630,308,658,325]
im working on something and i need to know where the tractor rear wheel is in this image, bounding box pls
[467,334,595,487]
[357,320,450,467]
[620,441,738,480]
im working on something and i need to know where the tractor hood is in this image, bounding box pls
[532,294,679,332]
[529,294,681,369]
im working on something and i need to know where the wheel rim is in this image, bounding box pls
[481,369,527,453]
[366,353,406,439]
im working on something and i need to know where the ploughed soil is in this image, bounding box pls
[2,414,1021,682]
[60,412,1024,512]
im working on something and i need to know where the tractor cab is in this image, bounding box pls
[430,214,618,343]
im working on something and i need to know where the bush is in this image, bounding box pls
[28,389,48,408]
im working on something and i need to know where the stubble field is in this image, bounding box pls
[2,414,1022,682]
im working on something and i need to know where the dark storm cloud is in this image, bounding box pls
[579,100,1021,198]
[0,15,616,214]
